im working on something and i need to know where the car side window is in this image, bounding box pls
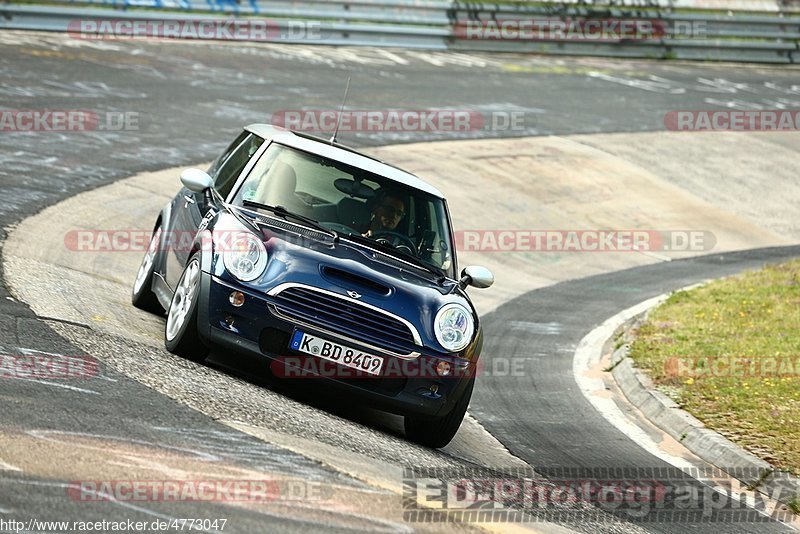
[213,132,264,199]
[208,131,246,178]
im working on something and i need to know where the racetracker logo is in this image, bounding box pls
[454,19,667,41]
[0,352,99,380]
[0,110,139,132]
[67,18,319,41]
[63,229,716,253]
[272,110,490,132]
[665,356,800,378]
[270,355,525,379]
[664,110,800,131]
[64,229,265,253]
[455,230,716,252]
[68,480,280,502]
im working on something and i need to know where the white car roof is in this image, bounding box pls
[245,123,445,199]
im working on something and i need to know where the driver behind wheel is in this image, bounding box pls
[364,189,405,237]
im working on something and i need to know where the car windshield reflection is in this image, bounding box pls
[230,143,454,278]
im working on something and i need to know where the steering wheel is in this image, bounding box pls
[370,231,417,256]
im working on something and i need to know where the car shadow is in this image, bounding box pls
[204,349,408,441]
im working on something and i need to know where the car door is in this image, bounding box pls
[164,131,263,288]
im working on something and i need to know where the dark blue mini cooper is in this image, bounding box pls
[131,124,493,447]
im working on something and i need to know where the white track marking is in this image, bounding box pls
[26,430,221,462]
[587,71,686,94]
[696,77,757,94]
[632,245,672,262]
[704,97,766,110]
[373,49,409,65]
[0,459,22,472]
[573,295,679,462]
[18,480,214,532]
[6,378,99,395]
[765,82,800,95]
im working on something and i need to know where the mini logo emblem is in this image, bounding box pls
[347,290,361,299]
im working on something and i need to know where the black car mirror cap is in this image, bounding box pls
[181,168,214,194]
[459,265,494,290]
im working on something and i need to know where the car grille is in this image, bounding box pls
[270,285,418,353]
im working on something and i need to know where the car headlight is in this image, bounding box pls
[222,232,268,282]
[434,303,474,352]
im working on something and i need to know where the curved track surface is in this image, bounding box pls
[475,245,800,532]
[1,31,799,532]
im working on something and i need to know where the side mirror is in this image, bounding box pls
[180,168,213,193]
[459,266,494,289]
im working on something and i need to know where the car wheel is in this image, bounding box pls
[404,376,474,448]
[132,225,164,314]
[164,253,209,362]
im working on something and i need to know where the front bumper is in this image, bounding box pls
[197,272,475,418]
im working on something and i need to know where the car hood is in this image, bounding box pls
[218,210,475,352]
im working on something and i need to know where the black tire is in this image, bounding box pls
[164,253,209,363]
[404,377,475,448]
[131,225,164,314]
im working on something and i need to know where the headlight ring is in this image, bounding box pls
[434,303,474,353]
[222,231,268,282]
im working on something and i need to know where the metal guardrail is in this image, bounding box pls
[0,4,450,48]
[0,1,798,63]
[36,0,452,23]
[41,0,800,14]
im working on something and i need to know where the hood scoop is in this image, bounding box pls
[321,266,392,297]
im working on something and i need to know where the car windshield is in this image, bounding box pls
[230,142,455,278]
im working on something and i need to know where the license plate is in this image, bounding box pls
[289,330,384,376]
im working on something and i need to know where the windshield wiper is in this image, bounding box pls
[342,232,446,283]
[240,200,337,239]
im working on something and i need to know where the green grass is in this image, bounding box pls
[629,259,800,476]
[789,495,800,514]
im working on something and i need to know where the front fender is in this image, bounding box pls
[152,200,173,277]
[192,228,215,273]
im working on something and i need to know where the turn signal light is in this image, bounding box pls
[229,291,245,307]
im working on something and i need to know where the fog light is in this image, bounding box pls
[417,384,441,399]
[436,361,452,377]
[229,291,245,307]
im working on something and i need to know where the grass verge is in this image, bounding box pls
[629,259,800,476]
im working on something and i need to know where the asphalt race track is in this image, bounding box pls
[474,245,800,532]
[1,31,799,533]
